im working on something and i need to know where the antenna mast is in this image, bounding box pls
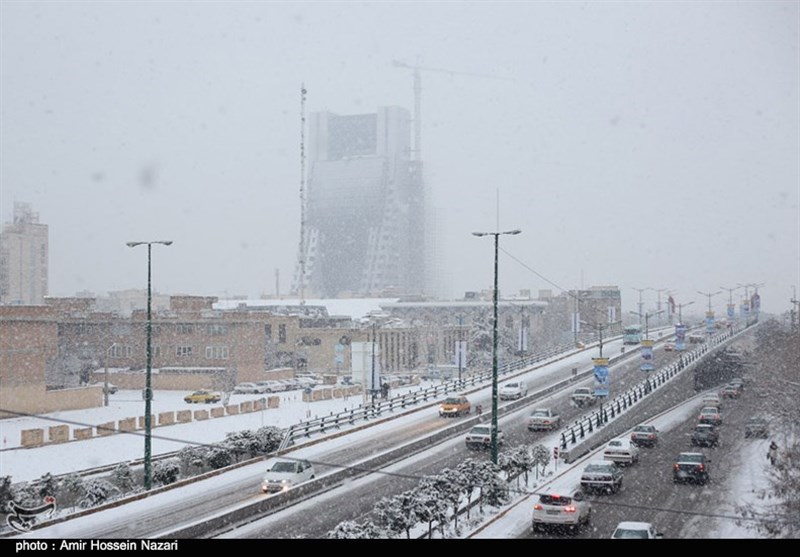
[298,83,307,305]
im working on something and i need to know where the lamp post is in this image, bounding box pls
[472,228,521,464]
[629,309,664,340]
[677,300,695,323]
[632,287,646,326]
[648,288,668,326]
[371,322,377,406]
[580,320,621,358]
[457,314,464,383]
[127,240,172,491]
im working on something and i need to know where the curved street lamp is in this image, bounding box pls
[127,240,173,490]
[472,229,521,464]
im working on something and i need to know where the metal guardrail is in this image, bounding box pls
[555,319,755,457]
[279,341,584,449]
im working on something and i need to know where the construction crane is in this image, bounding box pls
[391,58,513,162]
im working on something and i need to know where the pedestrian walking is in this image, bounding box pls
[767,441,779,465]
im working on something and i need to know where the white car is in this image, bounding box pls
[531,488,592,533]
[256,380,287,393]
[499,380,528,400]
[603,438,640,465]
[527,408,561,431]
[701,393,722,409]
[611,521,663,539]
[465,424,505,450]
[233,382,264,394]
[261,459,316,494]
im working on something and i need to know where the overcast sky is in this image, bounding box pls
[1,1,797,316]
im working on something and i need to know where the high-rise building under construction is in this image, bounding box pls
[292,106,430,299]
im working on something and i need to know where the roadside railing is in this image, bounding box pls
[556,319,754,457]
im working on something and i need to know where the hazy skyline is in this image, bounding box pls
[1,1,797,315]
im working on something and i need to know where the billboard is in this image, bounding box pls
[640,339,655,372]
[350,342,381,393]
[593,357,609,397]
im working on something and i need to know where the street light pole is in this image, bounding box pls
[677,301,695,323]
[371,322,377,406]
[127,240,172,491]
[472,228,521,465]
[457,314,464,383]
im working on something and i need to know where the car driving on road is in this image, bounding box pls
[261,458,316,494]
[690,423,719,447]
[745,416,769,439]
[630,424,659,447]
[527,408,561,431]
[603,438,640,465]
[698,406,722,426]
[580,460,624,494]
[610,521,663,539]
[531,488,592,533]
[465,424,505,450]
[672,452,710,485]
[499,380,528,400]
[439,395,471,417]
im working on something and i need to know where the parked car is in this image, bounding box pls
[744,416,770,439]
[256,380,287,393]
[720,383,742,399]
[233,382,263,394]
[603,438,640,465]
[690,423,720,447]
[729,377,745,389]
[439,395,471,417]
[183,389,221,404]
[630,424,659,448]
[610,521,663,539]
[531,488,592,533]
[465,424,505,450]
[260,458,316,494]
[527,408,561,431]
[698,406,722,426]
[580,460,624,494]
[672,452,710,485]
[498,380,528,400]
[279,379,301,391]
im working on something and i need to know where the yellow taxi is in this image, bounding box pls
[439,395,471,417]
[184,389,222,404]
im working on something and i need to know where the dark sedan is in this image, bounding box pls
[690,424,719,447]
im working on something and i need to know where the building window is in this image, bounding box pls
[151,324,161,336]
[264,324,272,341]
[177,346,193,357]
[278,324,287,344]
[177,323,194,334]
[205,346,229,360]
[108,345,132,358]
[208,324,228,336]
[152,345,162,358]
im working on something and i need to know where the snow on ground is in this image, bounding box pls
[0,330,777,538]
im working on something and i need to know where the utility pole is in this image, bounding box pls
[648,288,668,325]
[632,288,646,326]
[720,285,740,322]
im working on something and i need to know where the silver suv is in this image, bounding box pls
[531,488,592,533]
